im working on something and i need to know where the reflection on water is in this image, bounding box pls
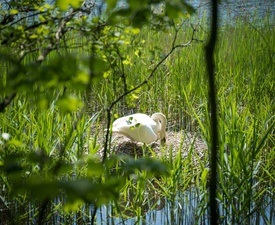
[96,188,275,225]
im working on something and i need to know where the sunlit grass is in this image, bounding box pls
[0,13,274,224]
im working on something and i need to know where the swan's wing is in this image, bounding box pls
[112,114,158,143]
[112,114,153,131]
[129,123,158,144]
[112,115,140,132]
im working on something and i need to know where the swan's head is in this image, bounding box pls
[151,113,167,145]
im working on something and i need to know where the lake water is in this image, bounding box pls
[95,187,274,225]
[186,0,275,23]
[88,0,275,23]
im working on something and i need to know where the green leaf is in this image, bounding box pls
[56,0,83,11]
[106,0,118,12]
[56,0,70,10]
[60,178,123,205]
[165,2,195,20]
[56,95,84,113]
[89,56,108,76]
[25,177,59,200]
[181,1,196,15]
[63,199,84,212]
[70,0,83,8]
[122,158,170,176]
[165,2,181,20]
[201,168,209,187]
[0,154,23,174]
[9,9,19,15]
[129,0,148,10]
[1,53,79,95]
[86,161,105,177]
[37,97,49,110]
[131,9,150,27]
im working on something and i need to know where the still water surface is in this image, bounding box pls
[187,0,275,22]
[95,188,274,225]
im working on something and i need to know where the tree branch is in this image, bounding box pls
[0,93,16,113]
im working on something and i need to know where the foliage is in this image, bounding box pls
[0,0,274,224]
[0,0,197,224]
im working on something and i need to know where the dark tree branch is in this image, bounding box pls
[0,93,16,113]
[0,12,47,30]
[205,0,219,224]
[115,46,128,93]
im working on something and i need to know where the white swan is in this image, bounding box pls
[112,113,167,144]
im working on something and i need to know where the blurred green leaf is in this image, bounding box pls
[129,0,148,10]
[39,55,78,83]
[122,158,170,176]
[60,178,124,206]
[86,161,105,177]
[89,56,108,76]
[29,177,59,199]
[131,9,150,27]
[166,2,181,19]
[181,1,196,15]
[106,0,118,12]
[56,0,83,11]
[28,150,51,164]
[9,9,19,15]
[165,1,195,20]
[1,54,80,95]
[0,157,23,174]
[56,95,84,113]
[73,70,90,87]
[63,199,84,212]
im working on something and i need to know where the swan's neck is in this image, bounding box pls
[151,113,167,143]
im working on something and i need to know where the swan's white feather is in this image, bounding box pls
[112,113,166,144]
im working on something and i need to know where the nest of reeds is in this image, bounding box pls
[98,131,207,163]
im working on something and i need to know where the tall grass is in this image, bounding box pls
[90,14,274,224]
[0,13,274,224]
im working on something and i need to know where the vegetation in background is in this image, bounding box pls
[0,0,274,224]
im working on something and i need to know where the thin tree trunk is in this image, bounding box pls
[205,0,219,224]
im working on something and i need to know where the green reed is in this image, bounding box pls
[97,15,275,224]
[0,13,274,224]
